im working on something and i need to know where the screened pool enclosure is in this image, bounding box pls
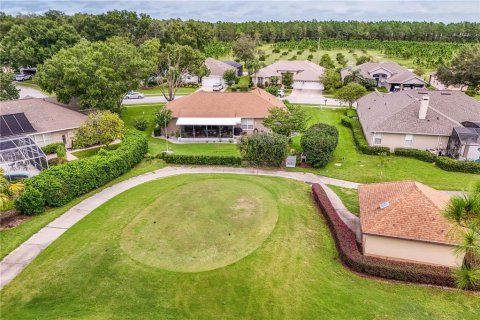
[0,135,48,179]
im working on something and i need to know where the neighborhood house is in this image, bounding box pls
[201,58,237,88]
[356,90,480,156]
[165,88,285,141]
[253,60,325,92]
[341,61,427,91]
[359,180,463,267]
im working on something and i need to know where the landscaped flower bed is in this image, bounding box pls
[311,183,459,288]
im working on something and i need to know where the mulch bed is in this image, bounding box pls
[0,210,31,230]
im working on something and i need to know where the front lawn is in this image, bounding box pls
[71,144,121,159]
[137,86,198,95]
[328,185,359,215]
[121,104,240,156]
[1,174,477,319]
[291,107,480,190]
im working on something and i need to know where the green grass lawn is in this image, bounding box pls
[291,107,480,191]
[137,86,198,95]
[0,159,166,261]
[71,144,121,159]
[121,104,240,156]
[1,174,478,319]
[328,185,359,215]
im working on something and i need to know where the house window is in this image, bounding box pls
[404,134,414,146]
[241,118,254,130]
[373,133,383,145]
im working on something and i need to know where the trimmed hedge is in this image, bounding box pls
[436,156,480,174]
[341,117,390,155]
[163,154,242,166]
[311,183,458,288]
[394,148,437,163]
[41,142,65,155]
[16,129,148,215]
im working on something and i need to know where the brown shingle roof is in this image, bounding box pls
[167,88,285,118]
[357,90,480,136]
[0,98,87,134]
[359,181,460,245]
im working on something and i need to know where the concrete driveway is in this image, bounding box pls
[16,84,47,99]
[122,95,184,105]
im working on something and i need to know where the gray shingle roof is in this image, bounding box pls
[255,60,325,82]
[357,90,480,136]
[342,61,427,85]
[204,58,236,76]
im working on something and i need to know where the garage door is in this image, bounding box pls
[293,81,324,90]
[202,76,224,87]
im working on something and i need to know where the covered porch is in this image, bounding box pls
[175,117,242,142]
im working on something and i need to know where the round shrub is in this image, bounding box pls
[133,117,149,131]
[301,123,339,168]
[238,132,288,167]
[15,187,45,215]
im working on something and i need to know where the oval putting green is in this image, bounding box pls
[120,177,278,272]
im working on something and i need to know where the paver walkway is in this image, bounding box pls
[0,166,360,289]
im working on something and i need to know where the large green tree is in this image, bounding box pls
[156,43,205,101]
[75,111,124,148]
[0,18,80,68]
[37,37,158,111]
[0,71,20,100]
[263,102,309,136]
[232,35,256,65]
[319,54,335,69]
[320,69,342,92]
[436,45,480,88]
[334,82,367,108]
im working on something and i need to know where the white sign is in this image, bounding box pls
[286,156,297,168]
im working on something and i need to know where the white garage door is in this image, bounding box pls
[202,76,224,88]
[293,81,324,90]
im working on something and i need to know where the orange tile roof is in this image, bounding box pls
[167,88,285,118]
[359,181,460,245]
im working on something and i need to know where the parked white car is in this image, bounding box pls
[14,74,33,81]
[124,91,145,99]
[212,83,223,92]
[277,89,285,98]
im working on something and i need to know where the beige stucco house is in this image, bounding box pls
[253,60,325,91]
[165,88,284,141]
[0,97,87,148]
[356,90,480,154]
[359,180,464,267]
[341,61,427,91]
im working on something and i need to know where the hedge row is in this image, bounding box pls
[394,148,437,163]
[16,130,148,215]
[311,183,458,288]
[41,142,65,155]
[163,154,242,166]
[436,156,480,174]
[341,117,390,155]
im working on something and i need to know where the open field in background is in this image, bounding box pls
[1,174,478,319]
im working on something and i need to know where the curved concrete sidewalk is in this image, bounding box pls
[0,166,359,289]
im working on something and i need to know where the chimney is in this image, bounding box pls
[419,95,429,119]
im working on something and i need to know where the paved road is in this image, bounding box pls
[16,84,47,99]
[0,166,359,289]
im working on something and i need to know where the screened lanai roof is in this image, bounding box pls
[0,135,48,177]
[453,127,480,145]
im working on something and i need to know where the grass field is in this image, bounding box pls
[71,144,121,159]
[1,174,478,319]
[328,185,359,215]
[0,159,166,261]
[291,107,480,190]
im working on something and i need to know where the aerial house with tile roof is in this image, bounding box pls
[165,88,285,141]
[359,181,463,267]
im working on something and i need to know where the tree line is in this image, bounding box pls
[2,10,480,68]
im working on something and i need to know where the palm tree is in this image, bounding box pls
[0,169,24,210]
[443,182,480,289]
